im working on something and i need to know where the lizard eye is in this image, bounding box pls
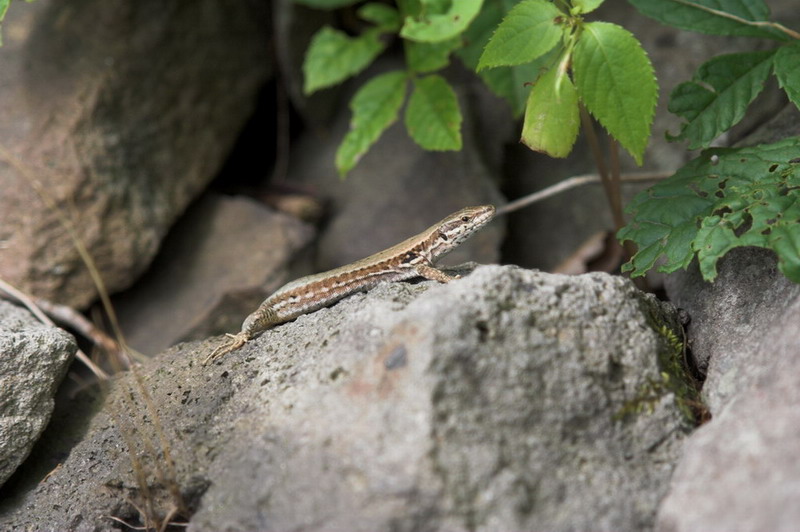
[440,233,449,241]
[461,216,469,222]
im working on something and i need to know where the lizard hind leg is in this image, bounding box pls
[203,332,249,365]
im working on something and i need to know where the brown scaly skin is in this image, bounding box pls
[204,205,495,364]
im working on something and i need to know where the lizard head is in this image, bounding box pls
[431,204,496,257]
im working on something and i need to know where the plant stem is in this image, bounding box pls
[579,105,616,213]
[673,0,800,40]
[494,171,669,217]
[607,137,625,231]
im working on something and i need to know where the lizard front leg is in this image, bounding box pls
[415,263,459,283]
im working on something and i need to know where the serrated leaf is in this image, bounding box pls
[457,0,515,69]
[521,66,579,157]
[667,50,775,149]
[358,3,401,32]
[404,74,462,150]
[405,37,462,73]
[302,27,386,95]
[774,41,800,111]
[400,0,483,43]
[293,0,361,9]
[619,137,800,282]
[477,0,562,70]
[573,21,657,165]
[572,0,605,14]
[335,71,408,176]
[458,0,551,116]
[628,0,789,41]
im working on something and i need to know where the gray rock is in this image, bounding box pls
[0,301,77,487]
[113,195,315,356]
[664,248,799,412]
[0,0,270,309]
[655,49,800,528]
[0,266,689,531]
[658,250,800,532]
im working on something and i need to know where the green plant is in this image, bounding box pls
[615,324,705,426]
[619,0,800,282]
[299,0,800,284]
[297,0,656,177]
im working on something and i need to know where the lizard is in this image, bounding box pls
[204,204,496,364]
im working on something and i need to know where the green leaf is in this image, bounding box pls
[572,0,605,14]
[479,58,553,118]
[458,0,552,116]
[619,137,800,282]
[477,0,562,70]
[302,27,387,95]
[358,3,401,32]
[628,0,789,41]
[405,37,462,73]
[335,71,408,177]
[521,66,580,158]
[774,41,800,111]
[404,74,462,150]
[400,0,483,43]
[573,21,657,165]
[667,50,775,149]
[292,0,361,9]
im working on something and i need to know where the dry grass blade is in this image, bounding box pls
[0,142,187,525]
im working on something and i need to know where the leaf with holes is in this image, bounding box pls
[521,66,580,158]
[667,50,775,149]
[628,0,788,40]
[302,27,386,94]
[774,41,800,111]
[405,74,462,150]
[573,21,657,165]
[477,0,562,71]
[335,71,408,176]
[619,136,800,282]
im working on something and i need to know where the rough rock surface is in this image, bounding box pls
[658,249,800,532]
[665,248,800,412]
[0,301,77,487]
[0,0,270,308]
[657,90,800,532]
[0,266,689,531]
[113,195,315,356]
[287,64,505,273]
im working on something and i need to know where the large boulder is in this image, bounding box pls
[0,266,690,531]
[0,0,271,308]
